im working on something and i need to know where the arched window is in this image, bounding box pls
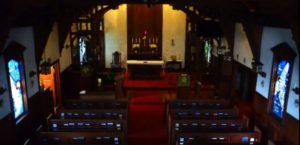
[8,59,26,119]
[271,60,290,118]
[204,39,212,64]
[4,42,28,123]
[79,36,88,65]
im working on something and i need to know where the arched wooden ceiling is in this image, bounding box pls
[0,0,298,53]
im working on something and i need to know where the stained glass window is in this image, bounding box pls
[204,40,212,64]
[272,60,290,119]
[8,59,26,119]
[79,37,87,64]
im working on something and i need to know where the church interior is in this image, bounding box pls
[0,0,299,145]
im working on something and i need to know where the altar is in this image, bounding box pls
[126,60,164,79]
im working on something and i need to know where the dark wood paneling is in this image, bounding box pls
[0,92,53,145]
[229,59,299,145]
[127,4,162,60]
[230,61,256,102]
[284,114,299,145]
[253,93,269,127]
[60,68,81,99]
[0,113,16,145]
[253,89,299,145]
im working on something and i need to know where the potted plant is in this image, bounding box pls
[80,63,94,90]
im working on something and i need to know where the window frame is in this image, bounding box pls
[4,42,29,124]
[268,43,296,123]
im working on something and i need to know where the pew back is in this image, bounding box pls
[38,131,125,145]
[169,109,239,120]
[169,119,248,145]
[167,99,231,110]
[172,119,248,133]
[166,99,232,121]
[176,132,261,145]
[48,119,126,132]
[63,99,128,110]
[56,109,127,120]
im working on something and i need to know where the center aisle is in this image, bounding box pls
[128,91,168,145]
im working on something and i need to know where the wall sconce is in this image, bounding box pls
[251,59,266,77]
[0,98,3,107]
[65,44,70,49]
[294,99,299,108]
[0,85,7,95]
[292,86,299,95]
[29,70,37,78]
[217,46,226,56]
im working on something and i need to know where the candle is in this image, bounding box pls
[132,38,133,43]
[156,38,158,43]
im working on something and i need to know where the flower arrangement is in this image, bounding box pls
[170,55,177,61]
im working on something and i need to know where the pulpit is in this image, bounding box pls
[177,74,191,99]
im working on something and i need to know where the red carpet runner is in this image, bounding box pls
[128,91,168,145]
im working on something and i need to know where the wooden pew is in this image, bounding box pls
[38,131,125,145]
[169,119,248,145]
[63,99,128,110]
[172,119,248,132]
[38,99,129,145]
[167,106,241,145]
[175,132,261,145]
[167,99,231,110]
[48,119,126,133]
[169,109,239,121]
[56,109,127,120]
[166,99,231,120]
